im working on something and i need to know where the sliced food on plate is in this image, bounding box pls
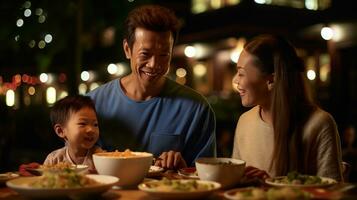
[224,186,311,200]
[138,178,220,199]
[25,162,89,175]
[32,168,100,188]
[265,171,337,188]
[6,168,118,198]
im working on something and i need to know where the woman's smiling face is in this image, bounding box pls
[233,50,272,107]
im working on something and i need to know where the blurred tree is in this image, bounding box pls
[0,0,153,92]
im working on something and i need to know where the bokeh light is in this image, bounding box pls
[321,27,334,40]
[81,71,90,81]
[307,70,316,80]
[176,68,187,78]
[16,19,24,27]
[184,46,197,58]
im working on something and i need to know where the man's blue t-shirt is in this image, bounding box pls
[87,77,216,166]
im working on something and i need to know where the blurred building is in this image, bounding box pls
[164,0,357,129]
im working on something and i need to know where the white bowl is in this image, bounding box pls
[93,152,153,187]
[195,157,246,189]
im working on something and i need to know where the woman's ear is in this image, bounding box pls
[54,124,66,139]
[267,73,275,91]
[123,39,131,59]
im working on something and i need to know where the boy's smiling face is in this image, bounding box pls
[61,107,99,152]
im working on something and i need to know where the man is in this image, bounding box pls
[87,5,216,169]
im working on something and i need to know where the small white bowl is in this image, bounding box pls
[93,152,153,187]
[195,157,246,189]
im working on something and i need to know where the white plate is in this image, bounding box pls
[138,179,221,199]
[6,174,118,198]
[265,176,337,188]
[0,173,19,184]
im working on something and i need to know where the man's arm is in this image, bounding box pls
[185,104,217,166]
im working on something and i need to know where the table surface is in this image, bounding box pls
[0,186,229,200]
[1,171,357,200]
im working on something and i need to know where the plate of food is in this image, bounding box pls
[138,178,221,199]
[6,169,118,198]
[0,172,19,184]
[265,171,337,188]
[178,167,199,179]
[26,162,89,175]
[224,186,312,200]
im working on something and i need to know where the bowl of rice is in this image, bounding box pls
[93,149,153,187]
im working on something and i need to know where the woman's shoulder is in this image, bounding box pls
[239,106,260,121]
[236,106,264,128]
[304,107,338,136]
[309,107,337,126]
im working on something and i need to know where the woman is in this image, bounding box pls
[232,34,343,181]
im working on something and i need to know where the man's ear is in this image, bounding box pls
[123,39,131,59]
[267,73,275,91]
[54,124,66,139]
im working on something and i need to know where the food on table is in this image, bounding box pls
[95,149,139,158]
[272,171,330,185]
[178,167,198,178]
[40,162,74,171]
[18,162,41,176]
[32,168,99,188]
[231,188,266,199]
[147,166,165,178]
[148,165,164,173]
[214,161,235,165]
[144,178,216,192]
[267,187,311,200]
[198,160,237,165]
[227,187,311,200]
[93,151,153,187]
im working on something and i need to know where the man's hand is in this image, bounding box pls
[155,150,187,170]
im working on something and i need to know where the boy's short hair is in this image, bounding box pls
[50,95,96,126]
[124,4,181,50]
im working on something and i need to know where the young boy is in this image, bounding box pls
[44,95,102,173]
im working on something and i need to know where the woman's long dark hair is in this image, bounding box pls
[244,35,316,175]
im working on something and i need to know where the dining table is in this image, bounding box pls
[1,170,357,200]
